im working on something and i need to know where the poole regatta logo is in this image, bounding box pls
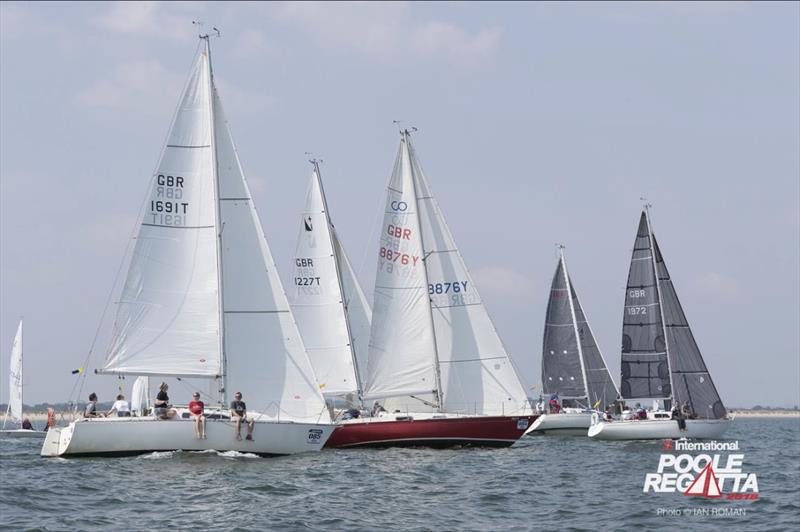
[643,440,759,500]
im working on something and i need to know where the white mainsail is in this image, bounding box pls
[364,135,440,401]
[364,132,530,416]
[290,163,371,399]
[100,40,327,422]
[6,320,23,424]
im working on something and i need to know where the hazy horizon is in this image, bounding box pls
[1,2,798,408]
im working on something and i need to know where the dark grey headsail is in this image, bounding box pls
[570,281,620,410]
[542,249,618,409]
[620,212,671,401]
[653,237,726,419]
[541,254,585,401]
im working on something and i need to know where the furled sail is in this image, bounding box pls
[620,212,671,400]
[653,237,726,419]
[290,164,371,399]
[7,321,23,423]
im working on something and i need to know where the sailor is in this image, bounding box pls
[84,393,105,418]
[21,418,33,430]
[154,383,177,419]
[230,392,255,441]
[672,404,687,431]
[107,394,131,417]
[371,401,387,417]
[681,402,695,420]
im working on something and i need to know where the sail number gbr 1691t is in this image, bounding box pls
[148,174,188,226]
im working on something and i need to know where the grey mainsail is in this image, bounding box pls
[653,237,726,419]
[620,212,671,401]
[542,250,619,409]
[542,256,585,400]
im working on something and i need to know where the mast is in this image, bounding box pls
[203,33,227,408]
[560,247,591,408]
[312,159,364,401]
[643,204,674,408]
[404,129,444,411]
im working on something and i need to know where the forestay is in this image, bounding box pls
[290,165,371,399]
[620,212,671,401]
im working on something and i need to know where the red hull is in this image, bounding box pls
[324,415,539,449]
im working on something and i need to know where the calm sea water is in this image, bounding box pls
[1,418,797,531]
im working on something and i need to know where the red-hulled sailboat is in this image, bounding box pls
[289,131,535,449]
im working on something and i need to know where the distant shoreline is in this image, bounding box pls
[3,409,799,425]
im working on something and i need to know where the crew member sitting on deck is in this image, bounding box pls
[154,383,177,420]
[84,393,105,418]
[107,394,131,417]
[189,392,206,439]
[230,392,254,441]
[21,418,33,430]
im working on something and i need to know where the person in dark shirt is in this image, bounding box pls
[154,382,177,420]
[84,392,105,418]
[21,418,33,430]
[230,392,254,441]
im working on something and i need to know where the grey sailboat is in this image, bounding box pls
[588,206,731,440]
[527,247,618,436]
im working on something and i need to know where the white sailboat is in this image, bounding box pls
[289,160,371,406]
[325,130,536,448]
[41,35,334,457]
[588,207,732,440]
[526,247,619,436]
[1,320,45,438]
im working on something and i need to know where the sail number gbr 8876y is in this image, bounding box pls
[148,174,188,226]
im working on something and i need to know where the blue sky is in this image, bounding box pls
[1,1,798,407]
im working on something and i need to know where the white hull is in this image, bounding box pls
[41,417,334,457]
[525,412,592,436]
[0,428,46,439]
[588,417,732,440]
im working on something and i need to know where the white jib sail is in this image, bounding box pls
[103,44,221,378]
[332,227,372,397]
[408,139,531,416]
[363,137,439,400]
[8,320,23,423]
[290,167,361,398]
[212,91,328,422]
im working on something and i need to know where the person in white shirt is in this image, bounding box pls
[107,394,132,417]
